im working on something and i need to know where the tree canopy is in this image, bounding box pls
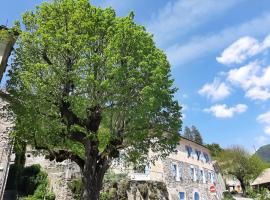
[216,146,268,195]
[7,0,182,199]
[205,143,223,159]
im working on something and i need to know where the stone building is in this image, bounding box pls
[112,137,225,200]
[0,25,18,200]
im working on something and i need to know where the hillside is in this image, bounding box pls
[256,144,270,163]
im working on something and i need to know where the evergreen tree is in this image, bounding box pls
[183,126,193,140]
[191,125,203,144]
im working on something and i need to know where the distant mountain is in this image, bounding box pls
[256,144,270,163]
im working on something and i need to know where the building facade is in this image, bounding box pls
[112,137,225,200]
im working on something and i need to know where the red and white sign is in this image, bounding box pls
[210,185,216,193]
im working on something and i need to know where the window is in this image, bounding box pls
[172,164,177,179]
[194,169,197,181]
[200,170,203,182]
[186,146,193,157]
[190,166,196,181]
[202,170,206,183]
[172,163,181,181]
[134,164,149,174]
[209,171,215,183]
[178,164,182,180]
[179,192,185,200]
[190,167,194,180]
[211,172,215,184]
[195,150,201,160]
[203,152,210,163]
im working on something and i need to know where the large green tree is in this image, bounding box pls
[217,146,268,195]
[7,0,181,199]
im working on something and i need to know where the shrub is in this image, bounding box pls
[67,179,83,200]
[223,191,235,200]
[246,187,257,198]
[17,164,55,200]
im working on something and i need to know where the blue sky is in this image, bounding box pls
[1,0,270,151]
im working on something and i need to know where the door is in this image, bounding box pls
[194,192,200,200]
[179,192,185,200]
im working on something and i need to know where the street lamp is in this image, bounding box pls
[0,25,18,82]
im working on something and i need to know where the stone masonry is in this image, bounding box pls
[0,97,13,200]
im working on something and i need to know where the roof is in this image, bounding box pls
[180,135,209,150]
[252,168,270,186]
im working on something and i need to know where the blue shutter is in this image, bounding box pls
[179,192,185,200]
[194,192,200,200]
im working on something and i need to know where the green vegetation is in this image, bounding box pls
[206,143,223,159]
[256,144,270,163]
[216,146,269,195]
[183,125,203,144]
[246,187,270,200]
[222,191,236,200]
[17,164,55,200]
[7,0,181,198]
[0,23,20,41]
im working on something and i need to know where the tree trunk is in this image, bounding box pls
[81,143,110,200]
[239,178,246,196]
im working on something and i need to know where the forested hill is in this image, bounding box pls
[256,144,270,163]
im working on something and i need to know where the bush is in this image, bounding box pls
[246,187,257,198]
[16,164,55,200]
[18,164,42,195]
[223,191,235,200]
[68,179,83,200]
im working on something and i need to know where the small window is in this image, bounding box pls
[171,164,177,179]
[178,164,182,180]
[203,152,210,163]
[202,170,206,183]
[195,150,201,160]
[186,146,193,157]
[190,167,194,180]
[194,168,197,181]
[190,167,196,181]
[134,165,149,174]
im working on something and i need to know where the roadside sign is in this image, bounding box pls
[210,185,216,193]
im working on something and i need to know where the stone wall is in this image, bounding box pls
[0,97,13,199]
[163,157,223,200]
[25,150,80,200]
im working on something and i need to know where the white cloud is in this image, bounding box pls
[255,135,269,146]
[257,110,270,124]
[245,87,270,101]
[166,13,270,67]
[257,111,270,135]
[216,34,270,65]
[216,37,260,65]
[227,62,270,101]
[147,0,243,47]
[199,79,231,101]
[204,104,247,118]
[264,126,270,135]
[227,62,260,89]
